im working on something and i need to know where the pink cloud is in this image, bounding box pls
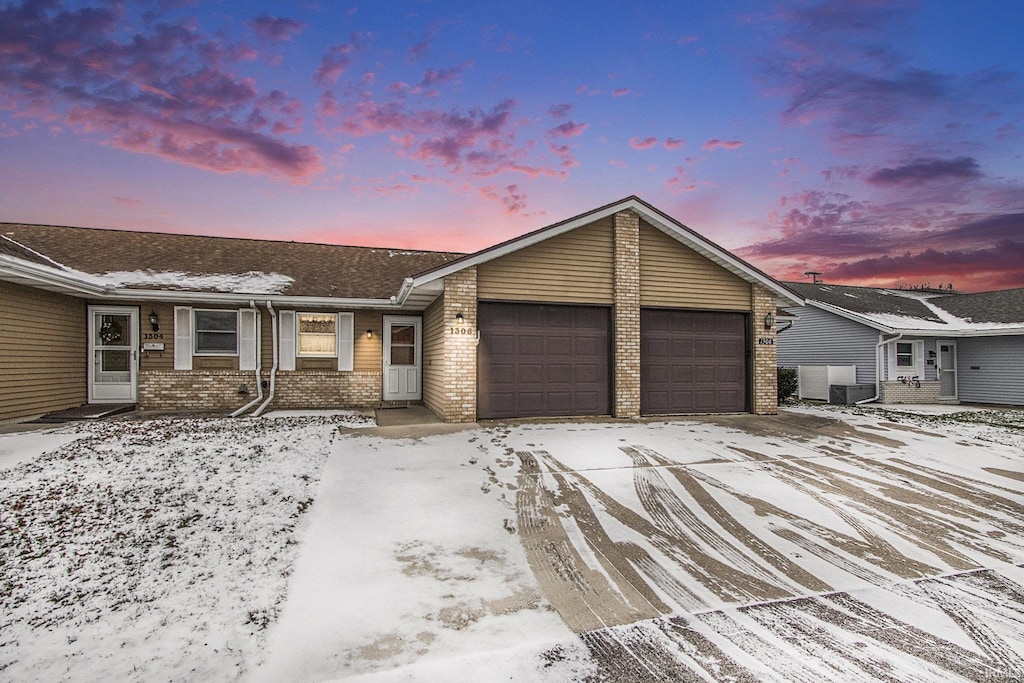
[612,88,632,98]
[479,184,529,215]
[663,137,685,150]
[702,138,744,151]
[315,38,364,86]
[666,166,697,193]
[629,136,658,150]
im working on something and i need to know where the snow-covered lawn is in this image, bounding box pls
[2,405,1023,682]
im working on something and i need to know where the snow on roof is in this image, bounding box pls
[95,270,294,295]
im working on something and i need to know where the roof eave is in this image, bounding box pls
[407,196,803,307]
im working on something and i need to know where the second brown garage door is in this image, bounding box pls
[641,309,748,415]
[478,302,610,419]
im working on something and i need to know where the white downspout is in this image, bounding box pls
[230,300,264,417]
[251,300,278,417]
[856,332,902,405]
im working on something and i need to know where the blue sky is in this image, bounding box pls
[1,0,1022,290]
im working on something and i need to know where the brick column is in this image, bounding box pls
[613,210,641,418]
[442,267,478,422]
[752,284,778,415]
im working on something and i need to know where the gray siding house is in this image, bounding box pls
[778,282,1024,406]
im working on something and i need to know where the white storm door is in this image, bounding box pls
[88,306,138,403]
[383,315,421,401]
[937,340,958,399]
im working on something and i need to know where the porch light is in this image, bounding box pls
[149,310,160,332]
[455,312,464,323]
[366,329,373,339]
[763,312,775,330]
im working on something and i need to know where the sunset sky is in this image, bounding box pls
[1,0,1022,292]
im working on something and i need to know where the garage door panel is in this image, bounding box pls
[546,336,572,355]
[642,309,747,415]
[479,303,610,419]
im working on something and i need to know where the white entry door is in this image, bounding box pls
[88,306,138,403]
[383,316,421,401]
[937,340,958,400]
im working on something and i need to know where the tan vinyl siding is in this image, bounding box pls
[353,310,381,373]
[0,281,87,421]
[422,295,444,416]
[639,220,751,310]
[477,217,614,304]
[137,302,174,370]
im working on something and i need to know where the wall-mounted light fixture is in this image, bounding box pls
[764,312,775,330]
[149,310,160,332]
[455,312,464,323]
[366,329,373,339]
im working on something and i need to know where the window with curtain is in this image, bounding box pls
[298,313,337,356]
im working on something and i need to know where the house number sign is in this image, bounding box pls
[757,337,775,345]
[450,327,475,335]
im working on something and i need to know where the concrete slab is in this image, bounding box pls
[373,405,443,427]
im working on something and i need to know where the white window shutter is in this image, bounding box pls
[239,309,258,371]
[338,312,354,371]
[885,342,896,380]
[174,307,193,370]
[915,340,925,378]
[279,310,296,371]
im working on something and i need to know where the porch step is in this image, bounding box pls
[29,404,136,423]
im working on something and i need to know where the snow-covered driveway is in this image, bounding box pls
[3,406,1023,681]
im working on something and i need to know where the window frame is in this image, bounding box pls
[192,309,239,356]
[895,341,915,368]
[296,312,339,358]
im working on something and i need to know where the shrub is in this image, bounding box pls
[778,367,798,404]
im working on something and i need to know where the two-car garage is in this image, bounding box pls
[476,302,748,419]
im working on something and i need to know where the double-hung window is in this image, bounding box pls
[297,313,337,357]
[194,310,238,355]
[895,342,915,368]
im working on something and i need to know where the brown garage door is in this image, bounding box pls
[641,309,748,415]
[478,302,610,419]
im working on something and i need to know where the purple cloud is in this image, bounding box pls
[549,121,588,138]
[663,137,685,150]
[248,14,305,42]
[548,103,573,120]
[868,157,982,185]
[0,1,321,181]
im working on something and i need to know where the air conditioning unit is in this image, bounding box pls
[798,365,856,401]
[829,384,876,405]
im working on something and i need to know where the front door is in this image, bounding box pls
[383,316,421,401]
[88,306,138,403]
[937,340,957,400]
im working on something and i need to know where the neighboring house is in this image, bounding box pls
[778,282,1024,406]
[0,196,801,423]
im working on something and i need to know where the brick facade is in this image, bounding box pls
[138,369,381,412]
[438,267,478,422]
[751,285,779,415]
[613,210,641,418]
[879,380,940,404]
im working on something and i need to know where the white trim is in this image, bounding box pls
[886,339,924,380]
[88,305,138,403]
[173,306,193,370]
[937,339,958,399]
[338,312,354,372]
[239,309,258,371]
[192,309,240,356]
[382,315,421,401]
[404,197,804,308]
[278,310,296,371]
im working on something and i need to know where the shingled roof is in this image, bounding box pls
[786,281,1024,333]
[1,223,464,299]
